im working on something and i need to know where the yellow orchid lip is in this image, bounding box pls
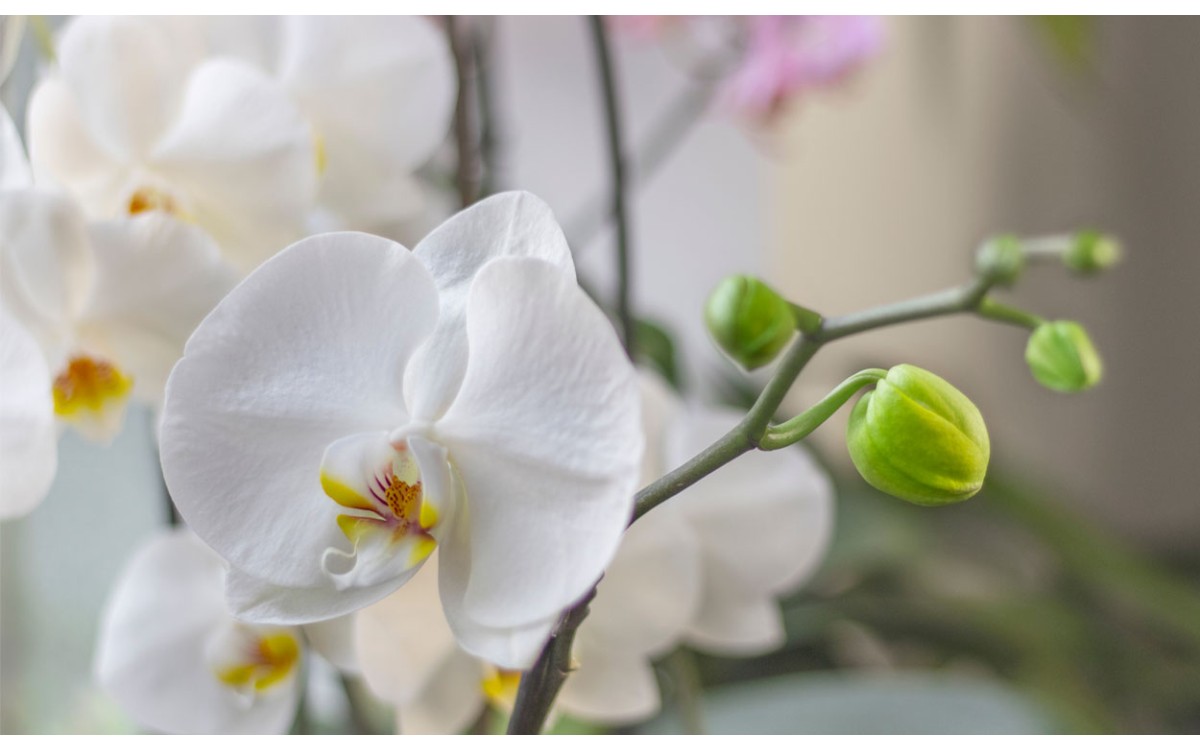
[52,354,134,441]
[212,629,301,695]
[481,665,522,713]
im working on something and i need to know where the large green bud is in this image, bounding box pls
[847,364,990,507]
[1025,320,1102,392]
[704,275,797,370]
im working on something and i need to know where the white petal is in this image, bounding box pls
[225,564,404,625]
[276,16,454,228]
[56,16,190,160]
[668,405,834,655]
[26,79,129,216]
[301,615,359,674]
[557,635,662,725]
[435,257,641,628]
[396,650,485,735]
[0,310,56,519]
[0,187,93,357]
[152,59,317,271]
[355,561,458,705]
[0,103,30,189]
[586,504,701,657]
[96,529,301,734]
[0,17,24,87]
[77,214,237,404]
[636,368,684,485]
[162,232,439,591]
[437,504,557,670]
[405,192,576,421]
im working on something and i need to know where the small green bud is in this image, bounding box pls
[975,235,1025,285]
[847,364,990,507]
[705,275,797,370]
[1025,320,1102,392]
[1064,231,1121,275]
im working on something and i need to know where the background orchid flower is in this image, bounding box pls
[25,15,317,272]
[1,103,238,444]
[202,16,456,235]
[637,371,836,654]
[95,529,306,734]
[161,191,643,671]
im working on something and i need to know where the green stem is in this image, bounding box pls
[664,648,706,734]
[509,271,1016,734]
[977,297,1045,329]
[339,674,375,734]
[588,16,636,356]
[447,17,480,208]
[759,369,887,450]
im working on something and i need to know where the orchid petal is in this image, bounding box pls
[276,16,454,228]
[78,214,237,404]
[355,561,458,706]
[557,639,661,724]
[225,565,404,626]
[435,256,641,629]
[0,311,56,519]
[300,615,359,674]
[26,79,129,216]
[56,16,189,160]
[0,187,93,357]
[668,406,834,654]
[405,191,575,421]
[0,103,30,189]
[396,650,485,735]
[152,59,316,271]
[162,232,439,591]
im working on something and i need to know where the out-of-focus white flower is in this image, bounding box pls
[0,103,236,517]
[202,16,455,235]
[0,16,24,86]
[352,371,833,731]
[1,103,237,437]
[162,192,643,670]
[96,529,305,734]
[25,16,317,272]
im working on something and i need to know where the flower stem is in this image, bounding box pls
[759,368,887,451]
[588,16,636,356]
[664,647,706,734]
[506,266,1051,733]
[977,297,1046,329]
[447,16,481,208]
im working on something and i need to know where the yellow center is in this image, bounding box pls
[481,665,522,713]
[127,186,181,216]
[214,631,301,694]
[52,355,134,441]
[313,130,328,177]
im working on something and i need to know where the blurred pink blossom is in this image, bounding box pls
[720,16,884,121]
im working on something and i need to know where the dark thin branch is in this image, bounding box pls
[447,16,480,207]
[588,15,636,356]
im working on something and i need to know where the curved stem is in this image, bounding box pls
[507,271,1013,734]
[977,297,1046,329]
[447,16,480,208]
[588,16,636,355]
[759,368,887,451]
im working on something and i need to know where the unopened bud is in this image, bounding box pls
[847,364,990,506]
[705,275,796,370]
[1065,231,1121,275]
[1025,320,1102,392]
[975,235,1025,286]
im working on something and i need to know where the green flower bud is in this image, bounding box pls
[847,364,990,507]
[975,235,1025,286]
[1025,320,1102,392]
[1064,231,1121,275]
[705,275,797,370]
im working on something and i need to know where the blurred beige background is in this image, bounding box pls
[769,16,1199,554]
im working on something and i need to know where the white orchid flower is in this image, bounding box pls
[350,369,832,731]
[161,192,643,671]
[0,103,236,518]
[201,16,455,235]
[25,16,317,272]
[96,529,306,734]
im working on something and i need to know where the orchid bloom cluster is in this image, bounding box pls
[1,15,1119,737]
